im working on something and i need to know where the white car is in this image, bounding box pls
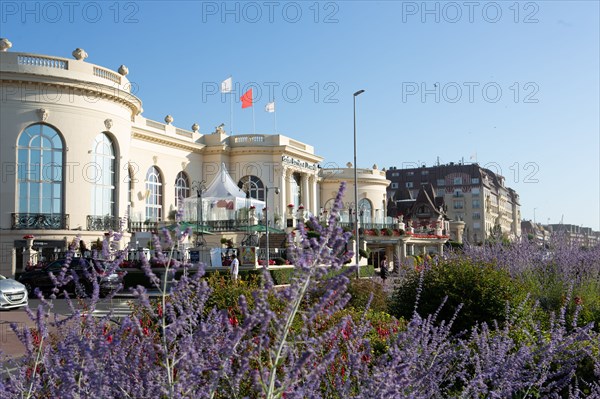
[0,274,28,310]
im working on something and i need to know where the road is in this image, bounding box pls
[0,293,155,364]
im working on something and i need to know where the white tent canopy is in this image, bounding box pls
[183,163,265,221]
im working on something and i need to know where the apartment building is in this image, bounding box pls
[386,163,521,243]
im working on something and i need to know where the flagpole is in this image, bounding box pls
[274,106,277,134]
[230,76,233,135]
[252,103,256,135]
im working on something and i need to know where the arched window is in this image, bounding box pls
[358,198,372,224]
[91,133,116,216]
[174,171,190,207]
[17,124,64,216]
[145,166,163,222]
[238,175,264,201]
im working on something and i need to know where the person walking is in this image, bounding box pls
[230,254,239,282]
[380,255,389,285]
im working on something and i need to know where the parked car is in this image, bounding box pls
[0,274,28,310]
[18,257,124,298]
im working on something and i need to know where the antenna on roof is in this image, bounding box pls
[436,156,440,166]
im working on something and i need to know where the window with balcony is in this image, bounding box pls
[454,200,464,209]
[91,133,116,217]
[358,198,372,224]
[453,177,463,185]
[145,166,163,222]
[391,182,398,189]
[406,182,413,188]
[472,199,481,208]
[473,212,481,220]
[175,171,190,208]
[454,189,463,197]
[16,123,66,229]
[472,188,480,196]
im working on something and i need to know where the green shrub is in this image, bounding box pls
[272,257,287,265]
[357,264,375,278]
[388,259,516,334]
[359,248,371,260]
[269,267,295,285]
[204,272,261,314]
[346,278,388,313]
[307,231,320,239]
[516,268,600,332]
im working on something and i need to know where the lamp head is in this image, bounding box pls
[274,187,280,195]
[354,89,365,96]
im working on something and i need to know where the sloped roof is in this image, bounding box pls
[202,162,248,199]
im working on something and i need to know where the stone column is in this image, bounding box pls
[278,167,287,225]
[437,243,444,256]
[301,173,309,208]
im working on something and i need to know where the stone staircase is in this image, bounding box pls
[258,233,288,249]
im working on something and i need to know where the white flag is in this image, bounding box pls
[221,77,232,93]
[265,101,275,113]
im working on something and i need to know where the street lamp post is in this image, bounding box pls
[264,186,280,267]
[193,181,206,247]
[353,89,365,278]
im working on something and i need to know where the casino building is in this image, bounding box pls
[0,39,394,276]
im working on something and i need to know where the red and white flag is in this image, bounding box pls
[241,88,253,108]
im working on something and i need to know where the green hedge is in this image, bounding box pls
[388,259,516,334]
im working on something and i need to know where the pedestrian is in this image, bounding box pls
[230,254,239,282]
[380,255,389,285]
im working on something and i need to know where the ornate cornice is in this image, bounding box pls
[0,76,141,118]
[132,130,204,153]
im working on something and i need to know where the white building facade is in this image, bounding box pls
[0,44,331,276]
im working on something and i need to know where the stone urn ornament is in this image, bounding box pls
[118,65,129,76]
[72,48,88,61]
[0,38,12,52]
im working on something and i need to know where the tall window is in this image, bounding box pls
[17,124,64,214]
[238,175,264,201]
[91,133,116,216]
[145,166,163,221]
[358,198,372,224]
[174,171,190,207]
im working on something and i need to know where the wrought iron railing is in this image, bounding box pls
[87,215,122,231]
[12,213,69,230]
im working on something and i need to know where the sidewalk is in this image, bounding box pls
[0,309,43,360]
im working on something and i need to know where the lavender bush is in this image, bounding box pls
[1,183,599,398]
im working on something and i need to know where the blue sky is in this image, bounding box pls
[2,1,599,229]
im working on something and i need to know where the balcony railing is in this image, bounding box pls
[87,215,122,231]
[12,213,69,230]
[129,221,159,232]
